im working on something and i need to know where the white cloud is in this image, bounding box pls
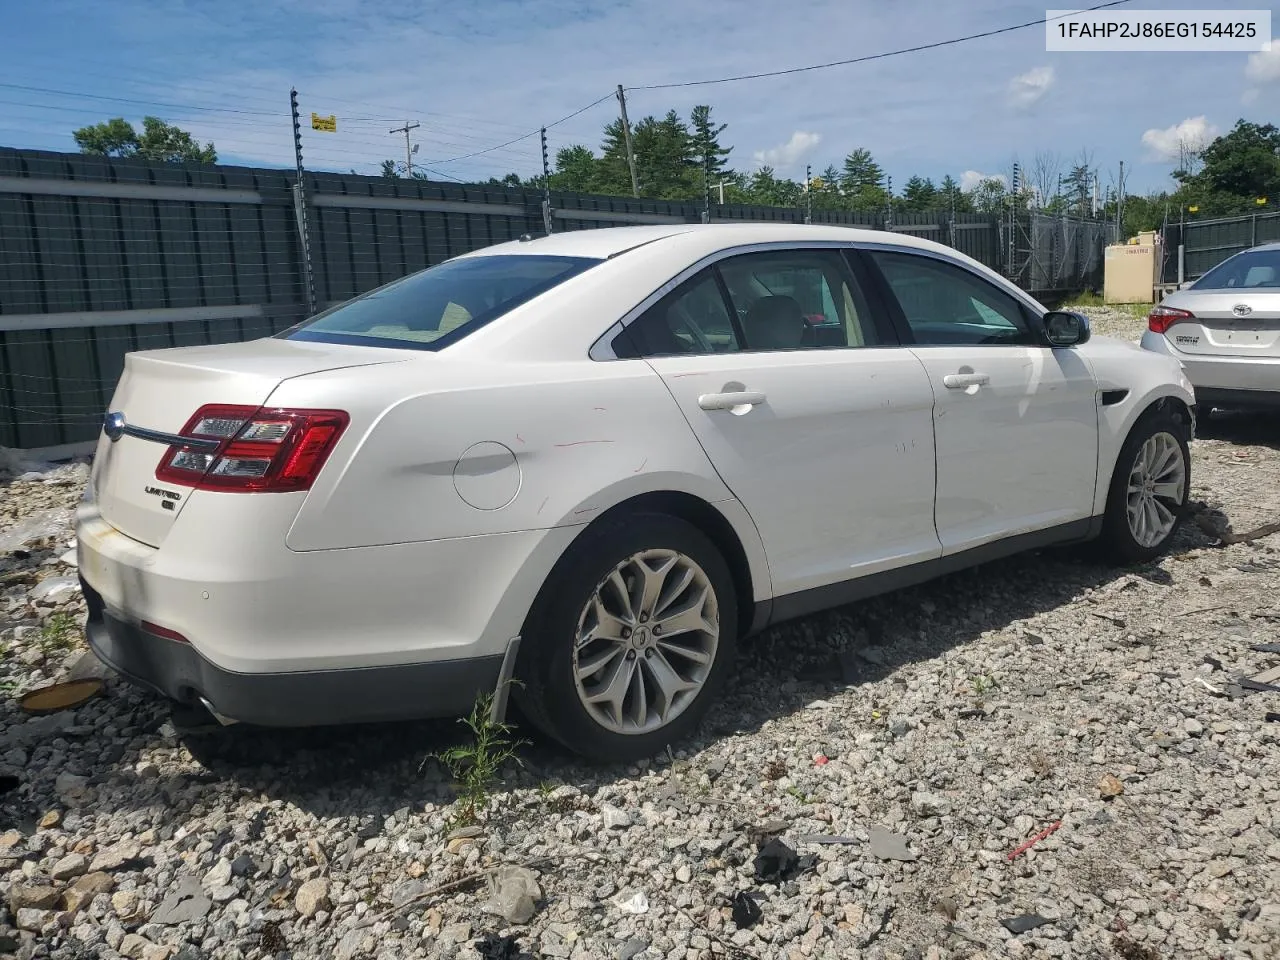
[1007,66,1054,109]
[752,130,821,168]
[1245,45,1280,85]
[960,170,1007,192]
[1140,116,1218,162]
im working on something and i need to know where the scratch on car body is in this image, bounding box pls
[554,439,615,447]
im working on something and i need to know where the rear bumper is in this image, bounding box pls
[82,576,504,725]
[1140,331,1280,398]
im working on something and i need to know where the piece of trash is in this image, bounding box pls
[813,754,829,766]
[1001,914,1052,935]
[1240,678,1280,694]
[730,891,762,929]
[1098,774,1125,799]
[29,576,80,602]
[1006,820,1062,861]
[1265,712,1280,722]
[1250,643,1280,654]
[483,865,541,925]
[753,837,815,882]
[20,679,103,715]
[475,934,525,960]
[1204,655,1224,672]
[866,825,918,862]
[795,834,859,845]
[614,891,649,915]
[1194,677,1224,696]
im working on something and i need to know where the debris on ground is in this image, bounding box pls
[730,890,763,929]
[1001,914,1053,934]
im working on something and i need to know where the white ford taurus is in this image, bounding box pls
[77,223,1196,761]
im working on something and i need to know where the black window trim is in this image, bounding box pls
[591,240,906,360]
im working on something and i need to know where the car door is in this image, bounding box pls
[610,246,941,599]
[864,247,1099,556]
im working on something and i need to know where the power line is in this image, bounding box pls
[430,91,615,165]
[0,81,286,116]
[628,0,1135,90]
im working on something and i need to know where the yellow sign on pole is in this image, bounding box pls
[310,113,337,133]
[1257,197,1268,206]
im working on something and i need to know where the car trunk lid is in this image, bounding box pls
[89,338,407,547]
[1167,291,1280,357]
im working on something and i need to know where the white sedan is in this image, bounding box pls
[77,223,1196,761]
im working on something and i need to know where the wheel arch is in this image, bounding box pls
[1094,388,1195,518]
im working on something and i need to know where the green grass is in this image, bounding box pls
[1062,291,1152,319]
[427,691,526,827]
[38,612,80,654]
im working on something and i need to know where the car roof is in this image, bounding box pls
[461,222,958,261]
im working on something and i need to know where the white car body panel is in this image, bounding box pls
[644,349,940,597]
[908,344,1099,553]
[74,222,1195,730]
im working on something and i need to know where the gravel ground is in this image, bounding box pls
[2,315,1278,960]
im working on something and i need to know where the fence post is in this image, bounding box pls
[289,88,318,317]
[1252,213,1257,247]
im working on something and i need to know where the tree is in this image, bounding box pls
[1062,151,1095,217]
[901,175,938,211]
[379,159,429,180]
[689,105,732,183]
[74,117,216,163]
[744,166,802,207]
[1178,119,1280,212]
[549,145,600,193]
[938,175,971,213]
[968,177,1008,214]
[839,148,889,210]
[1028,150,1063,210]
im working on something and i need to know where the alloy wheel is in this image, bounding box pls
[1126,431,1187,548]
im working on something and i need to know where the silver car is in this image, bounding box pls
[1142,242,1280,410]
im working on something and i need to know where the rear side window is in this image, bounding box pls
[283,254,599,351]
[1193,249,1280,289]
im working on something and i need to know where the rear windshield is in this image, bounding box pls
[1193,249,1280,290]
[282,254,600,350]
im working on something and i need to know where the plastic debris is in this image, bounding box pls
[730,891,763,929]
[483,865,541,925]
[866,825,918,862]
[813,754,829,766]
[1001,914,1052,935]
[753,837,816,882]
[614,891,649,915]
[475,934,525,960]
[1007,820,1063,861]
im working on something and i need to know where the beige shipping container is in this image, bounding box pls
[1104,235,1161,303]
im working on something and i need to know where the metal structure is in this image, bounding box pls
[1161,209,1280,285]
[0,147,1115,451]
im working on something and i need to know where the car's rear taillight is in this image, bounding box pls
[1148,304,1195,334]
[155,404,348,492]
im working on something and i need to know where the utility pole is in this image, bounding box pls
[1115,160,1126,238]
[702,151,711,224]
[804,164,812,224]
[289,88,316,316]
[714,180,731,205]
[540,126,553,235]
[615,84,640,198]
[390,120,420,178]
[885,174,893,228]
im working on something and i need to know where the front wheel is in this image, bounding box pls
[1099,410,1191,564]
[515,513,737,763]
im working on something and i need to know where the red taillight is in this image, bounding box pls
[155,404,349,492]
[1148,304,1194,334]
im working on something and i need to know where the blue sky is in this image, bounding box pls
[1,0,1278,196]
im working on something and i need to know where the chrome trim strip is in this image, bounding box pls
[121,424,222,452]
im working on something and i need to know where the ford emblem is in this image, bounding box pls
[103,412,126,442]
[1232,303,1253,317]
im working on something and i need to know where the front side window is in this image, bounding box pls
[719,250,879,351]
[283,254,599,351]
[1192,249,1280,289]
[870,251,1033,346]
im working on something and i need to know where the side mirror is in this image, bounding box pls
[1041,310,1091,347]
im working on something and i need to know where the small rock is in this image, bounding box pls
[1183,717,1205,737]
[92,841,141,872]
[142,946,173,960]
[230,854,257,878]
[9,884,61,911]
[15,907,50,932]
[31,576,79,601]
[1098,774,1125,799]
[111,890,140,918]
[151,876,211,925]
[38,810,61,829]
[62,872,114,911]
[54,771,90,801]
[295,877,331,918]
[910,791,951,817]
[203,858,233,889]
[135,760,160,779]
[618,938,649,960]
[120,933,153,959]
[51,852,89,880]
[675,864,692,883]
[601,804,632,830]
[867,826,917,862]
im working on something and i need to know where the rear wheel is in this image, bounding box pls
[515,513,737,763]
[1099,409,1190,564]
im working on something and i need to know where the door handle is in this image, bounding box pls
[942,373,990,389]
[698,391,767,411]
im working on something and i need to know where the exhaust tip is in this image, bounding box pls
[198,697,239,726]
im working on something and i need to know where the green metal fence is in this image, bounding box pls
[1161,210,1280,284]
[0,147,1110,451]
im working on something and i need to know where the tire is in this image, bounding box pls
[1098,408,1191,564]
[514,512,738,764]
